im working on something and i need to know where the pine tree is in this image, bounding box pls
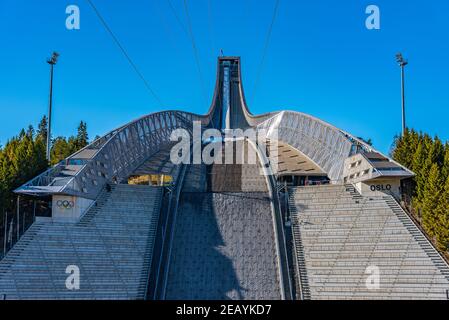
[429,136,445,167]
[411,140,427,209]
[421,163,443,238]
[391,131,449,253]
[75,121,88,150]
[392,128,411,168]
[441,143,449,182]
[0,148,9,211]
[37,115,48,142]
[67,136,78,155]
[26,125,34,138]
[18,128,26,139]
[50,137,70,165]
[435,176,449,251]
[408,129,420,162]
[0,119,49,218]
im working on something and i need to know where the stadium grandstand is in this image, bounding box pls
[1,57,449,300]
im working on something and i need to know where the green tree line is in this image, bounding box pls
[392,128,449,252]
[0,116,89,215]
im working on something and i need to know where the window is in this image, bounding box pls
[379,167,404,171]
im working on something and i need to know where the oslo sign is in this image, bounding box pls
[370,184,392,192]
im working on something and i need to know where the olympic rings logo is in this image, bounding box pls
[56,200,74,209]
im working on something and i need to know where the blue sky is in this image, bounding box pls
[0,0,448,153]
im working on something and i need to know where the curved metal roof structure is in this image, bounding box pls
[15,56,411,200]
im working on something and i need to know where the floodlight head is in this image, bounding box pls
[47,52,59,65]
[396,53,408,67]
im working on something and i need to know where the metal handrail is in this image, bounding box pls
[286,189,305,300]
[385,193,449,271]
[289,184,345,299]
[145,184,173,300]
[160,163,187,299]
[144,165,183,300]
[247,138,292,300]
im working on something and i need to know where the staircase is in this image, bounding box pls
[0,184,163,300]
[288,184,449,300]
[383,196,449,282]
[290,219,311,300]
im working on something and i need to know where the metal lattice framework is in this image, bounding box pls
[257,111,374,182]
[16,111,200,199]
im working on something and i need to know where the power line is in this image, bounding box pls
[182,0,208,104]
[86,0,163,106]
[154,0,183,53]
[165,0,212,126]
[166,0,189,36]
[207,0,216,57]
[252,0,280,101]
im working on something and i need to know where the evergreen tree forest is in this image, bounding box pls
[0,117,89,252]
[392,128,449,253]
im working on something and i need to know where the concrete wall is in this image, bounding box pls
[344,154,403,199]
[51,195,93,222]
[355,178,401,198]
[343,153,374,183]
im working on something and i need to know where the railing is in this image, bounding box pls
[145,186,171,300]
[16,165,64,189]
[1,184,109,263]
[1,196,51,261]
[158,163,187,299]
[145,159,188,300]
[289,185,344,300]
[247,138,293,300]
[287,189,306,300]
[385,193,449,268]
[270,177,293,300]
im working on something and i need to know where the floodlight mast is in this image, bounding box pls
[396,53,408,137]
[46,52,59,162]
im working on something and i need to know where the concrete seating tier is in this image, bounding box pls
[0,184,163,300]
[289,184,449,300]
